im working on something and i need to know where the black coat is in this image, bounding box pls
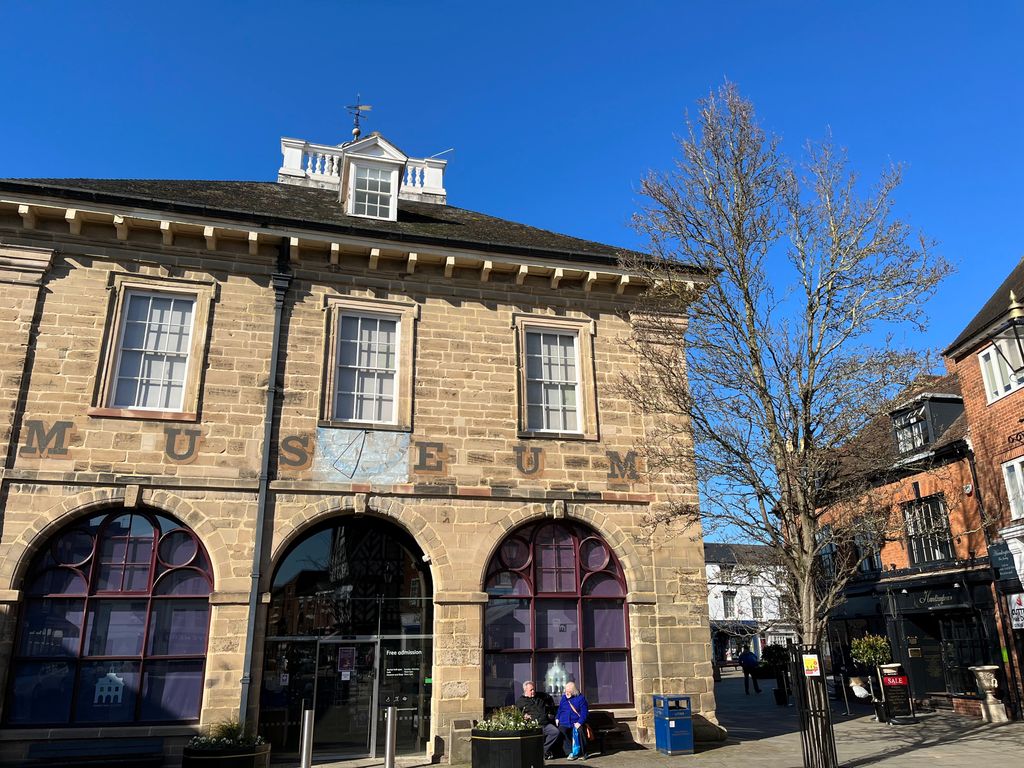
[516,692,555,725]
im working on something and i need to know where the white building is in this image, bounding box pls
[704,543,798,662]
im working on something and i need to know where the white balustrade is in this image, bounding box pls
[278,137,446,202]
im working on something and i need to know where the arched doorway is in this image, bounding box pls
[4,509,213,726]
[483,520,632,709]
[260,516,432,760]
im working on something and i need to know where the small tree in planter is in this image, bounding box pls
[761,644,791,706]
[850,634,892,722]
[183,720,270,768]
[472,706,544,768]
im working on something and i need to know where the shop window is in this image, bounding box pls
[321,295,418,430]
[514,315,598,440]
[5,510,212,726]
[484,521,631,707]
[903,495,954,565]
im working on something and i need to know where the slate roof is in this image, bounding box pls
[0,178,657,268]
[945,256,1024,355]
[833,372,966,481]
[703,542,773,565]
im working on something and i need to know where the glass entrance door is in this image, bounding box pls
[313,641,378,756]
[376,636,433,756]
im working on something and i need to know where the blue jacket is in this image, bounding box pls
[556,692,589,726]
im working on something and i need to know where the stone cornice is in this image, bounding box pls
[0,242,54,286]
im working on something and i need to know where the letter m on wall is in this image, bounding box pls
[19,420,76,458]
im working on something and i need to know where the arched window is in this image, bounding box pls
[5,510,213,726]
[483,521,631,708]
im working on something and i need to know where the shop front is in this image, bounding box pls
[259,517,433,761]
[883,571,1000,704]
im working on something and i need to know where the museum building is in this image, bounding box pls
[0,128,714,764]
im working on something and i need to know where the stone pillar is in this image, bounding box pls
[432,593,487,760]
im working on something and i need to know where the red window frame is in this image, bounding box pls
[483,521,632,707]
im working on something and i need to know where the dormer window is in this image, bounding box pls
[979,332,1024,403]
[894,406,928,453]
[351,164,397,219]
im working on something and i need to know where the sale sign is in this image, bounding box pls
[1009,593,1024,630]
[802,654,821,677]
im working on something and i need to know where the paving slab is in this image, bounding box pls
[303,670,1024,767]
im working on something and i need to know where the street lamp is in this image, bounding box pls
[990,291,1024,381]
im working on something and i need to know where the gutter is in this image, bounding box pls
[238,251,292,725]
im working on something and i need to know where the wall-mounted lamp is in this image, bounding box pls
[900,589,908,594]
[991,291,1024,380]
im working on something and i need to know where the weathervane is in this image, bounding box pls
[346,95,372,142]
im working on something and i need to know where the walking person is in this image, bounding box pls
[738,644,762,694]
[555,681,589,760]
[516,680,560,759]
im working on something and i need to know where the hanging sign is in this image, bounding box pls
[802,654,822,677]
[1009,593,1024,630]
[882,674,913,718]
[990,542,1024,593]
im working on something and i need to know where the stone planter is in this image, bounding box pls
[969,665,1009,723]
[181,743,271,768]
[471,728,545,768]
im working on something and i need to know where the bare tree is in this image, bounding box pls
[621,83,952,644]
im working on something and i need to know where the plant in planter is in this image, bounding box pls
[472,706,544,768]
[183,720,271,768]
[761,644,791,706]
[850,633,892,722]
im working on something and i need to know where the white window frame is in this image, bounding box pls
[91,276,214,422]
[893,406,929,453]
[751,595,764,620]
[108,290,196,413]
[722,591,736,619]
[513,315,598,440]
[1003,456,1024,521]
[523,328,583,434]
[347,161,399,221]
[321,295,418,431]
[979,336,1024,404]
[332,310,401,425]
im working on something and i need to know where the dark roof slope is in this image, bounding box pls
[946,256,1024,355]
[833,372,965,480]
[703,542,773,564]
[0,178,657,268]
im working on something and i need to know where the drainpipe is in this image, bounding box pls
[239,261,292,726]
[966,446,1023,719]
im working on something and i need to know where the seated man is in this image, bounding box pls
[516,680,560,759]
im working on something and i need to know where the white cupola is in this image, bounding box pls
[278,131,448,218]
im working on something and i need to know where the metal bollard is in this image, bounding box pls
[299,708,315,768]
[384,705,398,768]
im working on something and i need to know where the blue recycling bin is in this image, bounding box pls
[653,695,694,755]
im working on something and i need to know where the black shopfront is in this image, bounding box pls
[828,567,1001,704]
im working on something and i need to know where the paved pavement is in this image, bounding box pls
[308,670,1024,767]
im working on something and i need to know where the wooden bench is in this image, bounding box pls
[587,711,628,756]
[24,737,163,768]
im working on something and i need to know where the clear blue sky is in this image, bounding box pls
[2,1,1021,352]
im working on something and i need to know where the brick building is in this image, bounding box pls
[943,258,1024,718]
[0,130,716,763]
[825,374,1010,715]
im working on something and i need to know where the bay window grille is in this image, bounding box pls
[484,521,631,707]
[903,495,954,565]
[5,510,212,726]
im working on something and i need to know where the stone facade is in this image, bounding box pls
[0,164,717,764]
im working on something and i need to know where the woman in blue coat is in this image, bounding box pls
[555,681,589,760]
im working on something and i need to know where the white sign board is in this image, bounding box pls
[1009,593,1024,630]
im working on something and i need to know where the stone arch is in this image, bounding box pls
[473,503,652,597]
[266,494,451,594]
[1,486,231,593]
